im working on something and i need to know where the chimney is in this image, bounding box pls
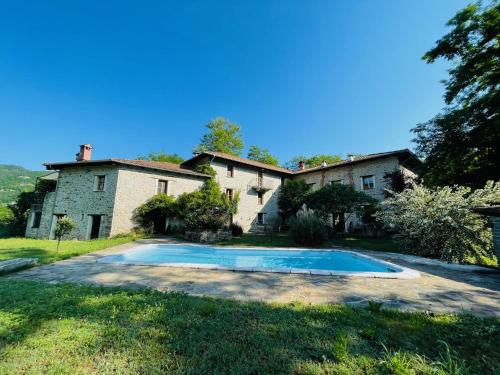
[76,144,92,161]
[347,154,355,162]
[321,161,327,167]
[298,161,305,170]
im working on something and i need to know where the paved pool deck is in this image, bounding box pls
[8,239,500,317]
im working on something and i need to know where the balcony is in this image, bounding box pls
[249,178,273,192]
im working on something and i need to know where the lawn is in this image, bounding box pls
[0,280,498,374]
[218,233,399,253]
[0,236,136,265]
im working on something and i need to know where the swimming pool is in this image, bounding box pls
[97,244,420,278]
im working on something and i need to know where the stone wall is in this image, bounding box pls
[185,230,231,243]
[110,166,206,236]
[50,166,120,239]
[209,160,284,232]
[25,191,56,239]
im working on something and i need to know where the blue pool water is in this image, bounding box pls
[98,244,401,274]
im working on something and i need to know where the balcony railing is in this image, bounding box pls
[249,178,273,192]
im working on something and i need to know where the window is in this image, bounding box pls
[157,180,168,194]
[95,175,106,191]
[361,175,375,190]
[307,182,316,190]
[257,171,263,185]
[330,179,343,185]
[257,213,266,225]
[32,212,42,228]
[227,165,234,178]
[226,188,234,201]
[257,192,263,205]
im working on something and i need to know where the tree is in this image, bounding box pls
[194,163,217,177]
[133,194,177,233]
[194,117,244,156]
[247,145,279,166]
[278,179,311,221]
[0,206,14,237]
[176,179,239,230]
[305,183,376,230]
[412,2,500,187]
[382,170,414,197]
[137,152,185,164]
[376,181,500,262]
[284,154,342,170]
[54,217,76,252]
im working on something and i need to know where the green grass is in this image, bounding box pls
[218,233,399,253]
[0,280,498,374]
[0,236,136,265]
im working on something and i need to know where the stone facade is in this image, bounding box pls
[208,160,284,232]
[25,191,56,239]
[110,167,205,236]
[294,156,406,229]
[25,150,419,239]
[25,165,207,240]
[296,156,401,199]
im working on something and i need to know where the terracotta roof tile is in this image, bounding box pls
[292,149,420,174]
[182,151,292,174]
[44,159,210,177]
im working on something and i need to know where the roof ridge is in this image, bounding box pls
[187,150,292,173]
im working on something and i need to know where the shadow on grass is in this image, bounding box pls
[0,279,498,374]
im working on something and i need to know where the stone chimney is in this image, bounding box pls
[76,144,92,161]
[347,154,355,162]
[298,161,305,170]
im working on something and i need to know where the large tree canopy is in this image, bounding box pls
[247,145,279,166]
[412,1,500,187]
[137,152,185,164]
[278,179,311,220]
[284,154,342,170]
[194,117,244,156]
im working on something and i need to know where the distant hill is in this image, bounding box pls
[0,165,45,206]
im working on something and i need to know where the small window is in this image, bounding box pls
[32,212,42,228]
[95,175,106,191]
[307,182,316,190]
[362,175,375,190]
[257,171,263,185]
[157,180,168,194]
[226,188,234,201]
[330,179,343,185]
[257,213,266,225]
[227,165,234,178]
[257,192,263,205]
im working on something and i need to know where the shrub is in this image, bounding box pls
[230,223,243,236]
[376,181,500,263]
[176,179,239,231]
[289,205,328,246]
[133,194,177,234]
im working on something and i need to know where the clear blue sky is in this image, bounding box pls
[0,0,469,170]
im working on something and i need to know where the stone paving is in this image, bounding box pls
[8,239,500,317]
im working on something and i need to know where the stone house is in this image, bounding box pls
[25,145,420,239]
